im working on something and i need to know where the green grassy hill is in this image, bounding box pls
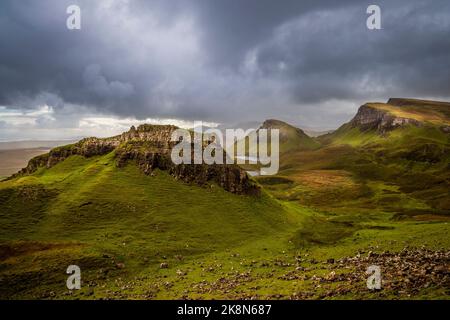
[237,119,321,171]
[0,151,305,298]
[259,99,450,218]
[1,99,449,300]
[261,119,321,152]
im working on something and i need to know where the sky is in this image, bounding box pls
[0,0,449,140]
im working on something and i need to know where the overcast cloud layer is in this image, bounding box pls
[1,0,450,140]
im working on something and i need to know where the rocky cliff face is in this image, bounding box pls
[349,104,422,134]
[13,124,260,195]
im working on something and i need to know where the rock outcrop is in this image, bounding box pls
[349,98,450,134]
[12,124,260,195]
[349,104,422,134]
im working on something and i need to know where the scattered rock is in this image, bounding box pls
[176,269,186,276]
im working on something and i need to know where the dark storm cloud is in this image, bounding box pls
[0,0,449,133]
[189,0,358,67]
[255,1,450,104]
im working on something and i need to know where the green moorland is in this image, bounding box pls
[0,100,449,300]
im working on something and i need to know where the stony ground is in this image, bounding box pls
[44,247,448,300]
[178,248,450,300]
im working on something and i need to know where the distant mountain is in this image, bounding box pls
[258,119,321,154]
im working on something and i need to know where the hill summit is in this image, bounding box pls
[259,119,321,153]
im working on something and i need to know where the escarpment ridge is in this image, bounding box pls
[12,124,259,195]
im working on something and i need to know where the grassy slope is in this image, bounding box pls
[273,120,450,214]
[242,119,321,154]
[250,113,449,299]
[265,120,321,155]
[239,120,321,171]
[277,123,321,154]
[2,154,448,300]
[1,109,449,299]
[0,152,304,299]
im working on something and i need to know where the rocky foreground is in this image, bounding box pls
[180,248,450,299]
[51,248,449,300]
[185,248,450,300]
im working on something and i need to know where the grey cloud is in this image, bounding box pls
[83,64,135,103]
[0,0,449,137]
[255,2,450,103]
